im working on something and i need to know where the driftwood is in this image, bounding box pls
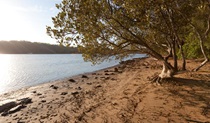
[0,97,32,116]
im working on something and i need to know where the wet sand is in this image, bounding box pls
[0,58,209,123]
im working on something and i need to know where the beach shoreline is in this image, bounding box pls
[0,57,209,123]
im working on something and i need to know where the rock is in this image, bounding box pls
[105,73,109,75]
[0,98,32,116]
[0,101,17,113]
[8,105,26,115]
[71,91,79,95]
[69,79,76,82]
[105,77,110,80]
[76,86,82,90]
[95,85,102,88]
[36,93,42,96]
[119,61,125,64]
[17,121,25,123]
[87,82,92,85]
[110,73,115,75]
[32,91,37,93]
[50,85,58,90]
[104,70,109,72]
[81,75,88,78]
[61,92,68,95]
[41,100,46,103]
[95,77,98,79]
[114,68,118,72]
[18,97,32,105]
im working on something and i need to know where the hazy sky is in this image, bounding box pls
[0,0,62,44]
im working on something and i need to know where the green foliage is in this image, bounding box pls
[47,0,208,64]
[182,33,201,59]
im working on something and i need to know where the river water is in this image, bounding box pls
[0,54,145,94]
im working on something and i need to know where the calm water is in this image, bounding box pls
[0,54,145,94]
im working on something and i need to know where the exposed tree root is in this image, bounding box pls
[147,73,163,85]
[193,58,209,72]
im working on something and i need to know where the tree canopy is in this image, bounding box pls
[47,0,210,80]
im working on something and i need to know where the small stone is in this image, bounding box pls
[50,85,58,90]
[105,73,109,75]
[105,77,110,80]
[61,92,68,95]
[36,93,42,96]
[104,70,109,72]
[41,100,46,103]
[114,68,118,72]
[69,79,76,82]
[81,75,88,78]
[32,91,36,93]
[76,86,82,90]
[71,91,79,95]
[95,85,102,88]
[87,82,92,85]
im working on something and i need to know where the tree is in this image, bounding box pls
[190,0,210,71]
[46,0,200,81]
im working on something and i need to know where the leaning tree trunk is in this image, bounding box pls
[159,61,175,79]
[193,28,209,71]
[151,60,175,83]
[191,13,210,71]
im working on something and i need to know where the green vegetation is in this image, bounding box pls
[0,41,78,54]
[47,0,210,80]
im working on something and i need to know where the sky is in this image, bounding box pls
[0,0,62,44]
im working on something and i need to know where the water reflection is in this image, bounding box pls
[0,55,12,93]
[0,54,145,94]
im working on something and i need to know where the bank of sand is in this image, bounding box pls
[0,58,209,123]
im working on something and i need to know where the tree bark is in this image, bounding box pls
[193,27,209,71]
[179,40,186,70]
[159,62,175,79]
[172,40,178,72]
[150,59,175,83]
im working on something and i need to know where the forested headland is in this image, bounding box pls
[0,41,78,54]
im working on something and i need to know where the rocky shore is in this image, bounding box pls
[0,58,209,123]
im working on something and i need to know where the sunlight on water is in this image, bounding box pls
[0,55,12,93]
[0,54,145,94]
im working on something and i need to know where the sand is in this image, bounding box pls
[0,58,209,123]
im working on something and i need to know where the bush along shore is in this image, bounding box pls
[0,58,209,123]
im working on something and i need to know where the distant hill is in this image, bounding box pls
[0,41,79,54]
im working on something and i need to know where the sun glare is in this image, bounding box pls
[0,1,33,41]
[0,55,11,93]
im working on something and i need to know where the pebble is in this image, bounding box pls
[82,75,88,78]
[71,91,79,95]
[69,79,76,82]
[61,92,68,95]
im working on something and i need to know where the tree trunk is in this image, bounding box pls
[194,58,209,71]
[179,44,186,70]
[193,28,209,71]
[150,60,175,83]
[172,40,178,72]
[159,61,175,79]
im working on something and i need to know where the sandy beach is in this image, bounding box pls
[0,57,209,123]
